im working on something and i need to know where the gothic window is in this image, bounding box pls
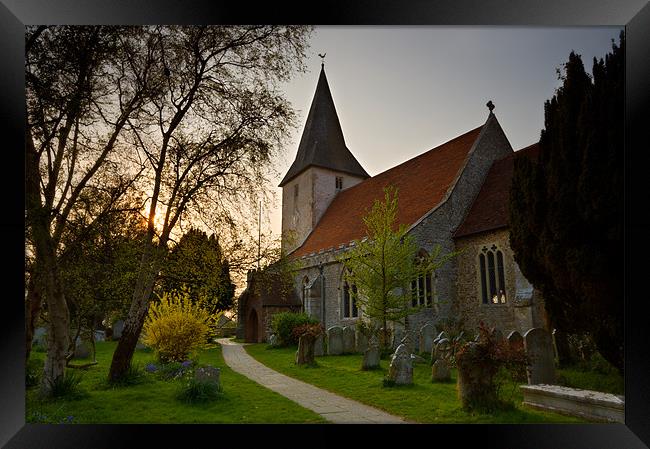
[478,244,507,304]
[342,280,358,318]
[411,251,436,308]
[293,184,299,214]
[335,176,343,190]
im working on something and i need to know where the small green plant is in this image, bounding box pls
[44,370,84,399]
[271,312,319,346]
[382,377,395,388]
[177,378,223,403]
[26,359,42,388]
[108,362,147,387]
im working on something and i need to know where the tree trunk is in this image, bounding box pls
[25,275,42,363]
[108,243,161,382]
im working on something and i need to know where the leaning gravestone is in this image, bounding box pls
[431,358,451,382]
[314,334,324,357]
[392,328,404,350]
[387,344,413,385]
[73,340,91,359]
[327,326,343,355]
[296,335,316,365]
[355,329,368,353]
[507,330,524,351]
[524,328,556,384]
[434,338,452,362]
[342,326,355,354]
[112,320,125,340]
[419,324,434,354]
[362,335,380,370]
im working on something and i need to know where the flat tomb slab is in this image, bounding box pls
[520,384,624,423]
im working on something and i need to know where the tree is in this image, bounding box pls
[162,227,235,314]
[340,186,456,351]
[509,32,624,373]
[25,26,155,393]
[108,25,312,381]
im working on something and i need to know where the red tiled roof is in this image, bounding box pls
[291,125,484,258]
[453,142,540,239]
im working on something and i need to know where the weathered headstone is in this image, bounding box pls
[524,328,556,384]
[387,344,413,385]
[362,335,380,370]
[392,328,404,350]
[314,334,324,357]
[419,324,434,354]
[507,330,524,351]
[491,328,505,343]
[431,358,451,382]
[434,338,451,362]
[355,329,368,353]
[269,334,278,347]
[296,335,316,365]
[435,331,449,343]
[327,326,343,355]
[195,366,221,387]
[32,327,47,347]
[94,330,106,342]
[73,340,91,359]
[112,320,125,340]
[342,326,355,354]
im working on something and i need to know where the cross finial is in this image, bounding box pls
[318,52,326,68]
[486,100,495,113]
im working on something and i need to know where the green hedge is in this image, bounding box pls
[271,312,319,346]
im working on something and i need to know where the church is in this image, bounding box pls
[237,65,549,343]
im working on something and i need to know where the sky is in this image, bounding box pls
[264,26,622,238]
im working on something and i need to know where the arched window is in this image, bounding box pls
[478,244,507,304]
[411,250,437,308]
[302,276,310,315]
[342,280,358,318]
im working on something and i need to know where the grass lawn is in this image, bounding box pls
[244,344,589,424]
[556,367,624,396]
[26,341,326,424]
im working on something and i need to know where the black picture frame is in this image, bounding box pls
[2,1,649,447]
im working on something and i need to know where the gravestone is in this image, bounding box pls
[195,366,221,387]
[491,328,505,343]
[431,358,451,382]
[362,335,380,370]
[32,327,47,347]
[392,328,404,350]
[342,326,355,354]
[434,338,451,362]
[419,324,434,354]
[314,334,324,357]
[296,335,316,365]
[73,340,91,359]
[387,344,413,385]
[269,334,278,347]
[327,326,343,355]
[507,330,524,351]
[112,320,125,340]
[524,328,556,384]
[410,354,426,364]
[355,329,368,353]
[94,330,106,342]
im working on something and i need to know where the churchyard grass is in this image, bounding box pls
[26,341,326,423]
[556,367,624,395]
[244,344,587,423]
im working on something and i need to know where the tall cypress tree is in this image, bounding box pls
[509,32,624,373]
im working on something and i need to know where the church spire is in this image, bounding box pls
[279,65,369,187]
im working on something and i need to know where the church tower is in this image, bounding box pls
[280,65,369,254]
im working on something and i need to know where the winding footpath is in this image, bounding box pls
[217,338,409,424]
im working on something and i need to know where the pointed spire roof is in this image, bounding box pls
[279,66,369,187]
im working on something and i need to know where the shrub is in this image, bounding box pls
[26,359,42,388]
[454,322,528,412]
[44,370,84,399]
[177,377,223,403]
[142,289,215,363]
[271,312,319,346]
[156,360,195,380]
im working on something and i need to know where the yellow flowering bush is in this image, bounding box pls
[142,289,218,363]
